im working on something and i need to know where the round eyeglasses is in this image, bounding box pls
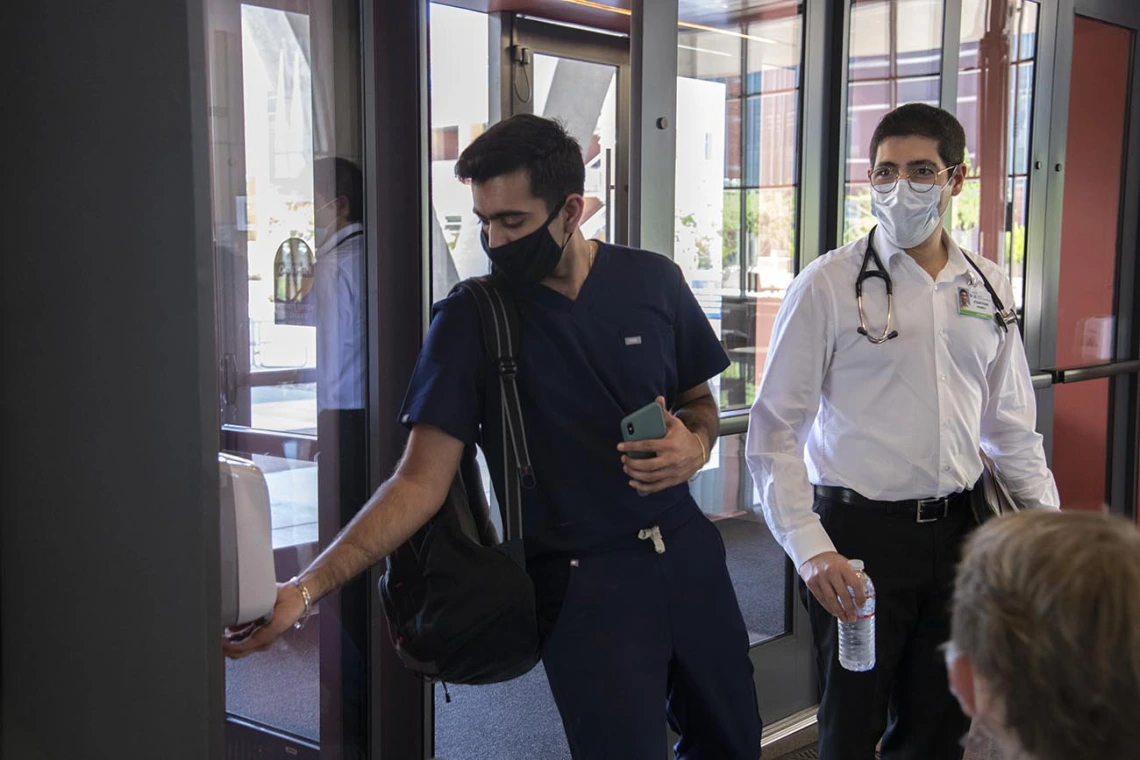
[868,163,959,194]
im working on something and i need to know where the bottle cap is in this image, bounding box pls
[849,559,864,573]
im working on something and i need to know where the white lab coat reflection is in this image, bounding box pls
[314,221,365,412]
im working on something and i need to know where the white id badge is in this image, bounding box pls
[956,286,993,321]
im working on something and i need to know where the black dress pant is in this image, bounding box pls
[800,493,973,760]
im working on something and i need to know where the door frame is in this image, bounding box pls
[208,0,383,756]
[1042,0,1140,519]
[208,0,254,430]
[499,15,632,246]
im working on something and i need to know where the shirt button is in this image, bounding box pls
[940,374,947,382]
[941,327,948,336]
[943,465,951,472]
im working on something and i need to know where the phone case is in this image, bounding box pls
[621,402,667,460]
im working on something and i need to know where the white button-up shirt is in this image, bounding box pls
[314,222,366,411]
[745,231,1060,569]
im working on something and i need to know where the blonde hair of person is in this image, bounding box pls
[947,510,1140,760]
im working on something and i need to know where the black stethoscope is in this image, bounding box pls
[856,226,1018,344]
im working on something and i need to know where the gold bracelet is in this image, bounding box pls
[290,576,314,630]
[694,431,708,466]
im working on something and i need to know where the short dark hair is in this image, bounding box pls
[314,157,364,223]
[869,103,966,169]
[455,114,585,213]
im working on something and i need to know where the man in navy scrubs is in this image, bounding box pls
[226,115,763,759]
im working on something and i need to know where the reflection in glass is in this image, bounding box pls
[950,0,1039,310]
[209,0,368,752]
[429,4,490,303]
[533,54,618,244]
[240,5,319,432]
[675,2,802,657]
[676,2,803,411]
[690,434,789,645]
[426,7,619,305]
[843,0,945,243]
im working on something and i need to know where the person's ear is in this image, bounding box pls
[949,163,967,197]
[946,648,979,717]
[560,194,586,238]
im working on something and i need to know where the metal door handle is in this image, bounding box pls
[605,148,613,239]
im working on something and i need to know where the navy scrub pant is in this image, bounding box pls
[801,492,973,760]
[531,504,763,760]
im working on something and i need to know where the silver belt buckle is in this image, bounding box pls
[915,497,948,523]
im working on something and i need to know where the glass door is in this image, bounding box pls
[512,17,631,246]
[427,10,631,759]
[204,0,371,755]
[949,0,1043,312]
[1038,0,1140,519]
[673,0,817,735]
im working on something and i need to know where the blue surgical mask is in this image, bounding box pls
[314,198,338,247]
[870,182,946,249]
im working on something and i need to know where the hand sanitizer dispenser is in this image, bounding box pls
[219,453,277,626]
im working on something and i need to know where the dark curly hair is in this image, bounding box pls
[454,114,585,213]
[870,103,966,168]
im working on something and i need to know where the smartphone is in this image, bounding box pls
[621,402,667,460]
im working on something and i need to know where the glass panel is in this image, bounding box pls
[950,0,1039,310]
[843,0,945,243]
[427,4,501,522]
[242,6,319,433]
[676,0,805,651]
[690,434,788,644]
[428,7,571,758]
[533,54,619,244]
[726,98,743,185]
[1053,379,1111,511]
[209,0,367,750]
[676,2,803,413]
[429,4,491,303]
[1055,16,1132,369]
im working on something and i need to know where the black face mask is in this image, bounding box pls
[480,200,568,286]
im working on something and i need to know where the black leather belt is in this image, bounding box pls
[814,486,970,523]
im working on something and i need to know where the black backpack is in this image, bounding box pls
[378,276,540,686]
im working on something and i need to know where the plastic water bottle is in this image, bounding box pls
[838,559,876,672]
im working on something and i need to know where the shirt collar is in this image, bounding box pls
[317,221,364,258]
[942,233,976,284]
[870,228,976,284]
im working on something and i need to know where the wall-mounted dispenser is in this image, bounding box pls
[219,453,276,626]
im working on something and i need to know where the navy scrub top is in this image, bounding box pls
[399,242,730,559]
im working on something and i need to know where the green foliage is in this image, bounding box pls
[723,189,796,266]
[843,186,876,245]
[953,181,981,235]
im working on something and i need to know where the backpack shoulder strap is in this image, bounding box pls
[452,276,534,552]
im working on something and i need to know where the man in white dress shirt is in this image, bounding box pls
[313,157,369,744]
[746,104,1059,760]
[313,156,366,414]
